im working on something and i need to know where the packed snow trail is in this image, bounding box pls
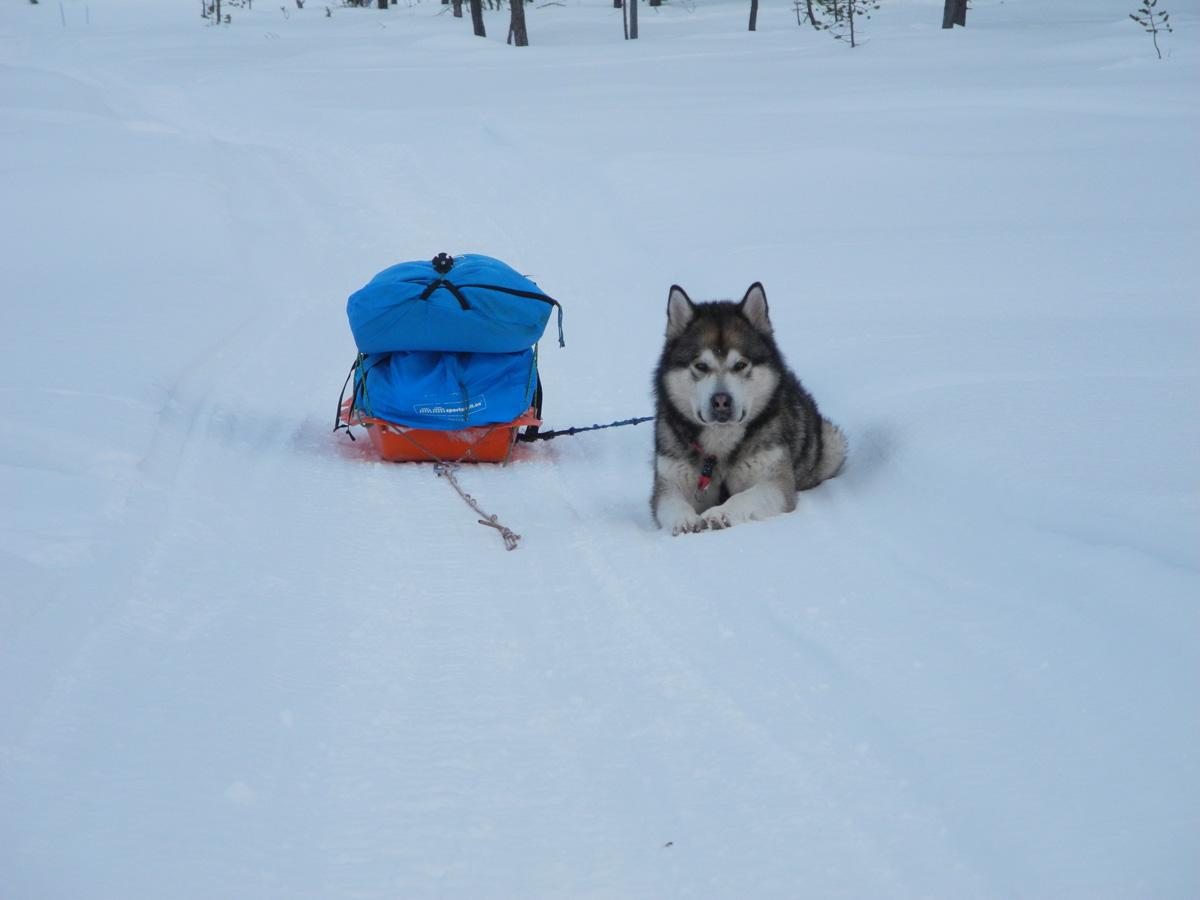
[2,1,1198,898]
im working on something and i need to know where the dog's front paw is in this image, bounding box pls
[669,511,733,534]
[668,512,709,536]
[701,510,732,531]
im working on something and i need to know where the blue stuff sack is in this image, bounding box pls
[347,253,563,354]
[354,349,538,431]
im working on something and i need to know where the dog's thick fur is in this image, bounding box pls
[651,283,845,534]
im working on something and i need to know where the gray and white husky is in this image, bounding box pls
[651,283,846,534]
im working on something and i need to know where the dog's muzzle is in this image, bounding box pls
[709,392,734,423]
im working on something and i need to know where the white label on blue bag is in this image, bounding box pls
[414,396,487,420]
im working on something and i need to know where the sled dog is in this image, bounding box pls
[651,283,846,534]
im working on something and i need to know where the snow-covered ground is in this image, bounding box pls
[1,0,1197,897]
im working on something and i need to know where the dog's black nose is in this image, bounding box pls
[710,392,733,422]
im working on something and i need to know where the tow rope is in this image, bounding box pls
[452,414,654,549]
[518,415,654,442]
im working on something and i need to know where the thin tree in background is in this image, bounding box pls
[942,0,966,28]
[508,0,528,45]
[1130,0,1172,58]
[795,0,821,29]
[629,0,638,39]
[814,0,879,48]
[470,0,485,36]
[749,0,759,31]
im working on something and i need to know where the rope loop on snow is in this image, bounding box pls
[384,426,522,551]
[435,463,521,551]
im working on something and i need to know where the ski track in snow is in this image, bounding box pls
[2,1,1198,898]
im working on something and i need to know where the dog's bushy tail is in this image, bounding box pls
[818,419,847,483]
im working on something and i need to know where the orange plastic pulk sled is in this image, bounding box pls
[335,252,563,548]
[337,397,542,465]
[337,252,559,467]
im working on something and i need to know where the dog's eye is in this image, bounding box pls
[693,361,710,374]
[731,360,750,373]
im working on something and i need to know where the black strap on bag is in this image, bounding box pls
[520,374,545,442]
[419,253,566,348]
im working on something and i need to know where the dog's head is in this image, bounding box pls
[659,283,782,427]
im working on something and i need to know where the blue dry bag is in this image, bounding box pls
[346,253,563,354]
[339,253,561,434]
[354,349,538,430]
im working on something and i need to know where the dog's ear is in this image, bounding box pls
[666,285,696,338]
[739,283,772,334]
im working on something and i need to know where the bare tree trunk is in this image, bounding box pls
[508,0,527,45]
[470,0,485,35]
[749,0,758,30]
[629,0,637,39]
[802,0,820,28]
[452,0,462,17]
[942,0,967,28]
